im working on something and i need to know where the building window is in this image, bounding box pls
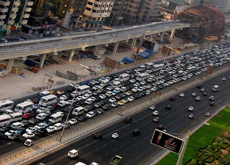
[86,7,91,11]
[88,2,93,5]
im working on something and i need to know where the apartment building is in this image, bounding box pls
[83,0,115,28]
[123,0,161,25]
[0,0,34,27]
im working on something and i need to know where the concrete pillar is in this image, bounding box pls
[68,50,75,62]
[131,38,137,49]
[7,59,14,72]
[170,29,176,42]
[136,33,145,55]
[93,46,99,55]
[40,54,46,68]
[113,41,120,54]
[160,32,165,42]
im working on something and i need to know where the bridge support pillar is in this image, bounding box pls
[113,42,120,54]
[170,29,176,42]
[93,46,99,55]
[160,32,165,42]
[131,38,137,49]
[7,59,14,72]
[40,54,46,68]
[68,50,75,62]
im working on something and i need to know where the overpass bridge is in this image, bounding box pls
[1,16,230,71]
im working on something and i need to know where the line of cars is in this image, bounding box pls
[0,42,230,144]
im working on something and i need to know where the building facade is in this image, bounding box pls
[0,0,34,27]
[123,0,161,25]
[82,0,115,28]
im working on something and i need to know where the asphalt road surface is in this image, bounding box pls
[31,71,230,165]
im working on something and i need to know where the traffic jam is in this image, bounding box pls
[0,42,230,146]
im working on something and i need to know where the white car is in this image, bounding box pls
[82,93,90,100]
[85,98,93,104]
[56,111,64,117]
[58,100,66,107]
[26,127,36,133]
[150,105,156,110]
[188,106,194,112]
[195,96,201,101]
[152,110,159,116]
[46,126,55,133]
[121,87,127,92]
[106,91,114,97]
[179,93,185,97]
[86,111,95,118]
[188,114,194,119]
[22,132,35,138]
[128,96,134,102]
[76,96,83,101]
[111,133,119,139]
[34,123,46,130]
[109,98,116,103]
[59,95,68,101]
[68,149,78,158]
[191,92,196,97]
[5,130,16,136]
[69,118,77,125]
[54,123,63,131]
[36,113,47,120]
[99,94,106,99]
[132,87,138,93]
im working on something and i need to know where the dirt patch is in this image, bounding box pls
[222,131,230,138]
[221,149,229,155]
[210,159,220,165]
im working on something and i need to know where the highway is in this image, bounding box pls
[31,71,230,165]
[0,21,190,60]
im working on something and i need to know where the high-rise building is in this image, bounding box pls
[123,0,161,25]
[0,0,34,27]
[82,0,115,28]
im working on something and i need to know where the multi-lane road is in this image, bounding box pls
[30,71,230,165]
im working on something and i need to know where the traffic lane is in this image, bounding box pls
[31,71,230,164]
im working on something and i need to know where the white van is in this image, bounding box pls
[9,113,22,122]
[11,122,22,130]
[212,85,219,92]
[39,95,57,107]
[49,113,63,124]
[15,100,34,113]
[72,107,85,116]
[119,73,130,82]
[68,149,78,158]
[38,90,51,98]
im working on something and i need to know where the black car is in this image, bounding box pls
[84,105,93,112]
[115,94,122,100]
[93,91,99,96]
[165,105,171,110]
[78,115,87,122]
[34,128,46,137]
[94,133,102,139]
[203,92,207,96]
[21,120,29,127]
[29,118,39,125]
[133,129,140,136]
[102,104,109,111]
[197,84,202,89]
[94,102,102,108]
[170,96,176,101]
[95,96,101,101]
[157,124,164,131]
[0,126,10,133]
[124,117,132,123]
[67,86,75,92]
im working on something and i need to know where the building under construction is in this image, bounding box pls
[174,6,225,43]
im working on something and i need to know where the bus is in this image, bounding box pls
[0,100,14,113]
[49,113,63,124]
[212,85,219,92]
[0,114,11,127]
[15,100,34,113]
[38,90,51,98]
[136,72,149,81]
[39,95,57,107]
[119,73,130,82]
[76,85,90,95]
[9,113,22,122]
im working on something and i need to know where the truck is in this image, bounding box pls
[109,155,122,165]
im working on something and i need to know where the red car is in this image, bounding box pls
[210,101,215,106]
[22,113,32,119]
